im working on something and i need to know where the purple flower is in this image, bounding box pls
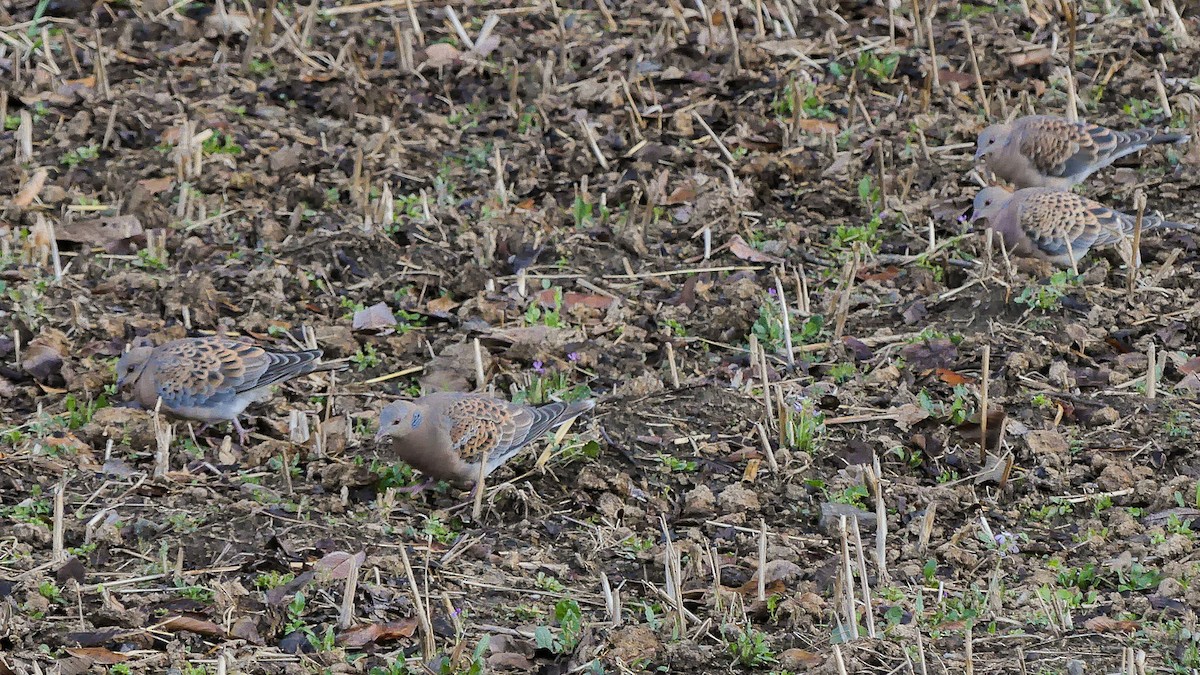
[994,531,1019,556]
[957,214,968,223]
[768,287,777,296]
[532,360,545,374]
[567,352,580,362]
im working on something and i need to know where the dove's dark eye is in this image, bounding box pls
[987,138,995,145]
[411,412,422,428]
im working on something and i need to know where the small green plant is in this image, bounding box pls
[64,392,108,429]
[166,511,200,533]
[395,308,429,333]
[782,398,825,453]
[422,515,458,544]
[248,58,274,75]
[535,598,583,655]
[524,288,564,328]
[3,114,19,130]
[655,453,697,473]
[751,294,822,354]
[773,81,835,121]
[534,572,566,593]
[307,624,337,652]
[830,484,870,510]
[833,213,883,252]
[59,144,99,167]
[7,485,51,526]
[857,177,881,210]
[134,248,169,271]
[829,362,856,383]
[202,132,242,155]
[1117,563,1162,592]
[109,664,132,675]
[517,110,538,134]
[727,626,777,667]
[855,50,899,82]
[572,194,594,228]
[254,570,295,590]
[284,591,308,633]
[1164,411,1193,439]
[663,318,688,337]
[176,582,214,602]
[350,344,382,371]
[1015,270,1080,311]
[1123,98,1163,123]
[619,534,655,558]
[38,580,63,604]
[916,386,973,425]
[1028,498,1074,521]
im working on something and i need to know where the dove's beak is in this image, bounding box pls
[374,429,388,443]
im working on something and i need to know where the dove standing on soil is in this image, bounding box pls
[975,115,1189,189]
[116,336,344,444]
[374,393,596,491]
[970,186,1197,267]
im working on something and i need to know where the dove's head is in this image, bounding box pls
[376,400,424,442]
[970,187,1011,225]
[974,123,1009,161]
[115,344,154,388]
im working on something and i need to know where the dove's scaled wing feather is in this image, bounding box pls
[142,337,323,422]
[1017,190,1105,263]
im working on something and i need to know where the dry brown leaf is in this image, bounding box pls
[1179,356,1200,375]
[1008,46,1052,68]
[1083,616,1139,633]
[536,288,615,311]
[159,616,227,638]
[728,235,783,264]
[736,559,802,596]
[423,43,461,69]
[780,648,824,668]
[795,118,839,135]
[426,295,460,316]
[13,168,49,208]
[203,10,252,37]
[858,266,899,282]
[1024,429,1068,456]
[937,69,977,88]
[314,550,366,581]
[889,403,930,431]
[137,177,175,195]
[64,647,128,665]
[352,302,397,331]
[935,368,974,386]
[664,185,697,204]
[336,619,417,648]
[54,215,145,251]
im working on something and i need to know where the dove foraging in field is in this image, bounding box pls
[970,186,1197,267]
[116,336,343,444]
[975,115,1189,189]
[374,393,596,490]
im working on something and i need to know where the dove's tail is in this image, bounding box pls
[1157,219,1199,231]
[551,398,597,427]
[311,358,352,373]
[1149,131,1190,145]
